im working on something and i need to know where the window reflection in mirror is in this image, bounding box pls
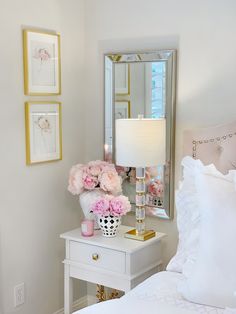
[114,62,166,120]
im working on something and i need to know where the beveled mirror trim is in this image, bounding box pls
[104,50,176,219]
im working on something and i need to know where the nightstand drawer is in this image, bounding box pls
[69,241,126,273]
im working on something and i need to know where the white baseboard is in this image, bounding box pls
[53,295,97,314]
[86,295,97,306]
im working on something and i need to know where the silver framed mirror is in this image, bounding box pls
[104,50,176,219]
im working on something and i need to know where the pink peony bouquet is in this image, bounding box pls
[91,195,131,217]
[148,179,164,197]
[68,160,122,196]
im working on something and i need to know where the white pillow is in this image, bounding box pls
[179,163,236,308]
[167,156,201,273]
[225,309,236,314]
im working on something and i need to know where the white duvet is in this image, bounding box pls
[75,271,225,314]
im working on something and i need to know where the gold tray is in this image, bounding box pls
[124,229,156,241]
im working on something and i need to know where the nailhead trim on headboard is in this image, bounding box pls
[192,132,236,159]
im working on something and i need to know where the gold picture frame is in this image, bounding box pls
[23,29,61,95]
[115,100,131,119]
[25,101,62,165]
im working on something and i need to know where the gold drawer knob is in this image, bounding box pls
[92,253,99,261]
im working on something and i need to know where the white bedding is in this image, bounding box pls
[75,271,224,314]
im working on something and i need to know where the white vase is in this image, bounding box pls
[79,190,105,229]
[98,215,121,237]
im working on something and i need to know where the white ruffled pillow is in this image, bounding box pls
[167,156,201,273]
[179,161,236,308]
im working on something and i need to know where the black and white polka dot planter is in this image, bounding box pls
[98,215,121,237]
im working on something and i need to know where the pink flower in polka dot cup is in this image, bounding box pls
[91,195,131,237]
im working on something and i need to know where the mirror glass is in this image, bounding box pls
[104,51,176,219]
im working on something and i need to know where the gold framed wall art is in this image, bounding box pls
[23,30,61,95]
[115,100,131,119]
[25,102,62,165]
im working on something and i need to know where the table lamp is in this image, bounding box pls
[116,116,166,241]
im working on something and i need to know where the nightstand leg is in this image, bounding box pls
[64,264,73,314]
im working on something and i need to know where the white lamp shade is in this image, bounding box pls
[115,118,166,167]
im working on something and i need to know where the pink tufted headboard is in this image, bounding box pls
[183,121,236,174]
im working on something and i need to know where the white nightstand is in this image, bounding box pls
[60,225,165,314]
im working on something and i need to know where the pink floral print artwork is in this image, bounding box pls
[35,116,51,133]
[34,48,51,63]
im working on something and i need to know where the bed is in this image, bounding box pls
[77,271,224,314]
[74,121,236,314]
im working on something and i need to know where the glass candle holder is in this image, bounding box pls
[81,219,94,237]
